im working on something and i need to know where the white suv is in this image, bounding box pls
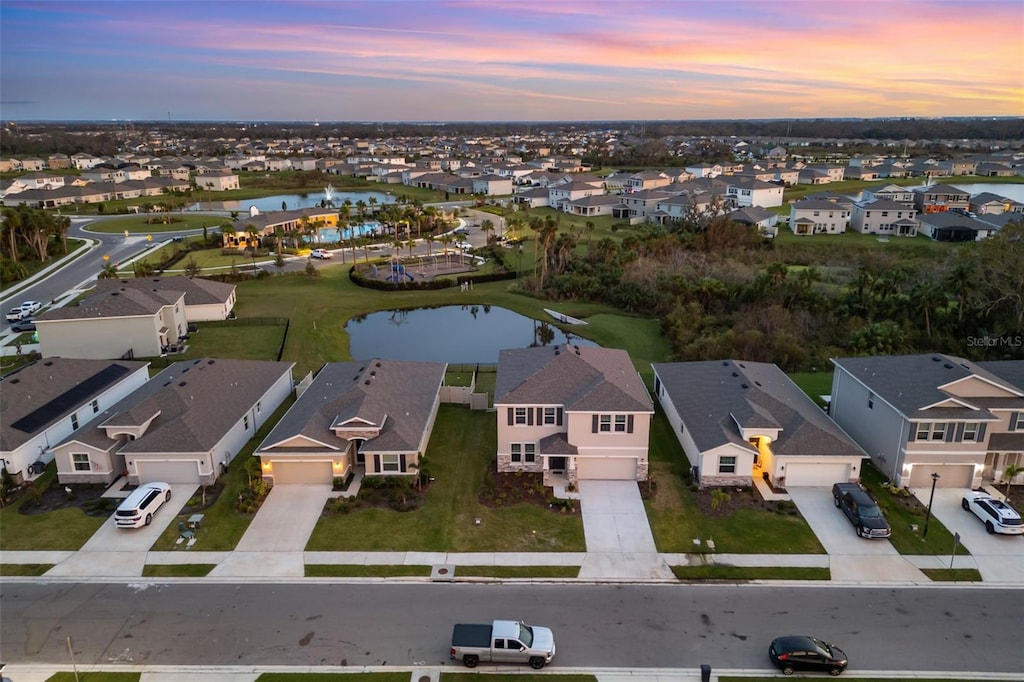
[115,482,172,528]
[310,248,332,259]
[961,492,1024,535]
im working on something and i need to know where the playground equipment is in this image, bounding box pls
[379,261,414,282]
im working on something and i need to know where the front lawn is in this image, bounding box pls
[645,409,825,554]
[860,463,970,556]
[0,464,107,551]
[670,565,830,581]
[306,405,585,552]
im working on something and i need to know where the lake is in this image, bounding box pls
[198,190,395,213]
[346,305,598,363]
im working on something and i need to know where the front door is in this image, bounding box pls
[549,457,567,473]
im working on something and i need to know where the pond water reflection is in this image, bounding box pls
[346,305,597,363]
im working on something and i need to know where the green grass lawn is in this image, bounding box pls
[305,565,433,578]
[306,405,585,552]
[787,371,834,407]
[439,675,596,682]
[0,464,107,551]
[0,563,53,576]
[646,409,825,554]
[142,564,215,577]
[46,674,140,682]
[451,565,580,578]
[168,323,287,363]
[860,463,969,556]
[86,214,226,233]
[670,565,830,581]
[257,674,414,682]
[920,568,983,582]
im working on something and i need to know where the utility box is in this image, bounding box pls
[700,664,712,682]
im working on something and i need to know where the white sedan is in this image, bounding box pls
[961,492,1024,535]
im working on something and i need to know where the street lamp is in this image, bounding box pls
[923,472,940,538]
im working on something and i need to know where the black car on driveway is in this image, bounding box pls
[769,635,848,676]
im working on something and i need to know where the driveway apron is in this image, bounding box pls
[914,488,1024,583]
[209,484,332,578]
[787,487,927,583]
[45,483,198,578]
[576,480,674,580]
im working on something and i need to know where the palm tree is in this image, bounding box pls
[439,233,454,267]
[1003,463,1022,503]
[98,262,118,279]
[912,279,947,338]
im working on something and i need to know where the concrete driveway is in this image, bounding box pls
[576,480,673,580]
[788,487,926,582]
[45,483,198,577]
[209,484,332,578]
[914,488,1024,583]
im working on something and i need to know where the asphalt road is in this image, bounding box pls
[1,582,1020,673]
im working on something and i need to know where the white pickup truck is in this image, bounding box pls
[450,619,556,669]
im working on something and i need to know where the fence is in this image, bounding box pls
[200,317,289,328]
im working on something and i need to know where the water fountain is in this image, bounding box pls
[323,183,336,205]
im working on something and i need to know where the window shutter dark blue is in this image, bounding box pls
[955,423,965,441]
[508,408,513,426]
[944,424,955,442]
[536,407,542,424]
[592,415,598,432]
[527,409,533,425]
[1010,412,1019,431]
[556,408,563,426]
[373,454,381,472]
[978,423,987,441]
[627,415,634,433]
[399,454,407,472]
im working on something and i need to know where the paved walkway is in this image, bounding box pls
[577,480,674,580]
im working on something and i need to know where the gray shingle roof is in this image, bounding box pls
[1,358,148,451]
[653,360,865,458]
[495,345,652,413]
[60,358,294,454]
[832,354,1023,417]
[93,276,235,307]
[38,284,184,320]
[258,359,446,456]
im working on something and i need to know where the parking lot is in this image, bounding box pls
[916,488,1024,582]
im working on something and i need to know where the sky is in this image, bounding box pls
[1,0,1022,122]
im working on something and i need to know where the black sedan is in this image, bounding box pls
[769,635,848,676]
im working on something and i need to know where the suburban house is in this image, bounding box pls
[913,183,970,214]
[50,358,294,485]
[0,359,150,484]
[969,192,1016,215]
[917,212,996,242]
[850,199,919,236]
[256,359,446,484]
[196,170,241,191]
[788,198,851,235]
[653,360,866,488]
[93,277,236,322]
[725,177,784,208]
[859,184,916,206]
[35,282,188,360]
[829,354,1024,490]
[727,206,778,236]
[494,345,654,484]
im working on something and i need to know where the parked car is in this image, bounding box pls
[769,635,848,676]
[455,240,472,250]
[832,482,891,539]
[310,248,332,259]
[450,620,556,669]
[961,491,1024,535]
[5,308,26,323]
[19,301,42,315]
[10,318,36,333]
[114,482,172,529]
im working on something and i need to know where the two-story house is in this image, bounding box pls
[725,177,784,208]
[913,183,970,214]
[830,354,1024,489]
[859,184,916,206]
[850,199,919,236]
[788,198,851,235]
[494,345,654,485]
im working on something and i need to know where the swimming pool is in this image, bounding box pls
[311,222,384,243]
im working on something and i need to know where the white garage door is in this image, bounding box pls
[785,462,851,486]
[576,457,637,480]
[273,461,333,485]
[136,460,201,484]
[909,464,973,488]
